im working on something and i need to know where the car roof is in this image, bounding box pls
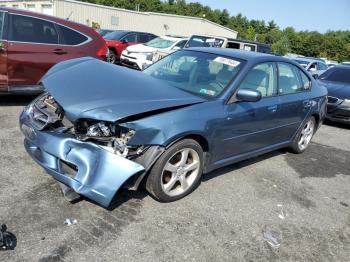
[160,35,188,41]
[292,57,324,64]
[186,47,282,61]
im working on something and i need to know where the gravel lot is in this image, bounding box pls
[0,95,349,262]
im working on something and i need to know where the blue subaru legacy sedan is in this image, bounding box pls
[20,48,327,207]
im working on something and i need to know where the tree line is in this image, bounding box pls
[80,0,350,62]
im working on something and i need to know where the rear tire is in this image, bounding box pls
[107,49,117,64]
[289,116,316,154]
[145,139,204,202]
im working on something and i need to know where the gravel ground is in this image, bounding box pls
[0,95,349,262]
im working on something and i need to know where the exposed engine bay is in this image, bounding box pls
[29,94,148,159]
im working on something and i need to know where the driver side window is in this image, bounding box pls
[239,62,277,97]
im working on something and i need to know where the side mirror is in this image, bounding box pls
[236,88,262,102]
[312,73,319,79]
[121,39,128,44]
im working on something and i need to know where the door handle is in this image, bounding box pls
[267,105,278,113]
[53,49,67,55]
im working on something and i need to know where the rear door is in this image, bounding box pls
[0,11,7,91]
[276,62,312,141]
[7,13,59,86]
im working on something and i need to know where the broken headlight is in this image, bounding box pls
[74,121,144,158]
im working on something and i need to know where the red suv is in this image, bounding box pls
[103,30,157,64]
[0,8,107,94]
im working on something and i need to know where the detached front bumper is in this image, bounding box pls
[20,109,145,208]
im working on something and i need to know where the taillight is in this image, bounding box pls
[97,44,108,60]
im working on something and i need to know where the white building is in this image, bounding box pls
[0,0,238,38]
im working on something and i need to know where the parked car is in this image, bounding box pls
[0,8,108,94]
[318,65,350,124]
[96,29,114,37]
[185,35,271,53]
[20,48,327,207]
[120,35,188,70]
[103,30,157,64]
[292,58,328,77]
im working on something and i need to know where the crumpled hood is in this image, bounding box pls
[318,80,350,100]
[125,44,157,53]
[42,57,205,122]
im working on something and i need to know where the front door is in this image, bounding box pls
[213,62,282,163]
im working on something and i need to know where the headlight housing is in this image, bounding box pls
[74,121,139,157]
[341,99,350,107]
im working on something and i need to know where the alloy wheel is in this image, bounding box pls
[298,119,315,151]
[161,148,201,197]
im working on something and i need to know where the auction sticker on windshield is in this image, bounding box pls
[214,57,240,67]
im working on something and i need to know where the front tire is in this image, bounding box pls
[145,139,204,202]
[289,116,316,154]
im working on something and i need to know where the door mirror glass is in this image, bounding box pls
[121,38,128,44]
[236,88,262,102]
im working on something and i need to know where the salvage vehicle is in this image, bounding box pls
[185,35,271,53]
[20,48,327,208]
[292,57,328,77]
[0,8,108,94]
[104,30,157,64]
[318,65,350,124]
[120,35,188,70]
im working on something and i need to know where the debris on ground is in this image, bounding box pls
[64,218,77,226]
[262,230,281,249]
[0,224,17,250]
[277,204,287,220]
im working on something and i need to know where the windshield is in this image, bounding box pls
[319,67,350,84]
[145,37,175,49]
[186,36,225,48]
[143,50,244,98]
[103,31,127,40]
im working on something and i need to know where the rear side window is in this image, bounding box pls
[56,24,88,45]
[0,12,5,39]
[9,14,58,44]
[299,71,311,90]
[278,63,306,94]
[138,33,149,43]
[239,62,277,97]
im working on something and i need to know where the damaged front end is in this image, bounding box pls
[20,93,164,207]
